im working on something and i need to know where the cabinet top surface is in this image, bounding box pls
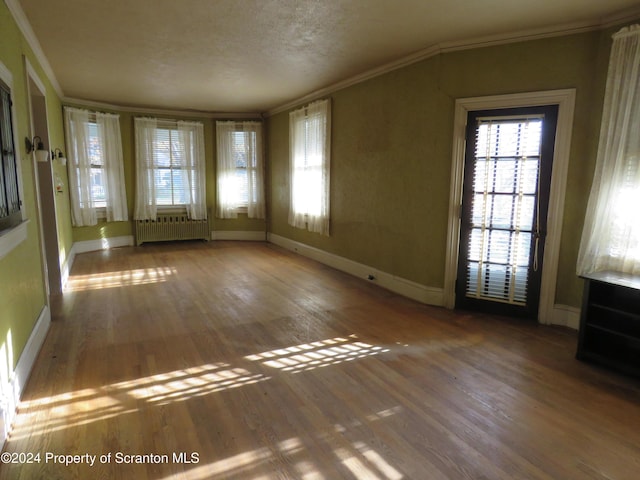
[581,271,640,290]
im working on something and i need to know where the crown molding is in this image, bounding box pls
[266,8,640,117]
[602,4,640,28]
[62,96,263,120]
[5,0,63,97]
[7,0,640,117]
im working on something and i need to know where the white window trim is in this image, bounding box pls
[0,60,27,258]
[443,89,576,325]
[0,220,29,261]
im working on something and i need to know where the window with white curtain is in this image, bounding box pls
[134,118,207,220]
[64,107,128,226]
[216,121,265,219]
[288,99,331,235]
[577,25,640,276]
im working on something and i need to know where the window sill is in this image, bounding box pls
[0,219,29,261]
[157,206,188,214]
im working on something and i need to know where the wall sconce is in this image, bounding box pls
[25,136,49,163]
[51,148,67,166]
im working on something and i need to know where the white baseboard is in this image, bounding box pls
[549,304,581,330]
[60,245,75,291]
[268,233,445,306]
[0,304,51,448]
[212,231,267,241]
[62,235,133,291]
[73,235,135,255]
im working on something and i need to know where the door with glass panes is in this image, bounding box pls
[456,105,558,319]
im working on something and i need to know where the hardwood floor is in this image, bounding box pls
[1,241,639,479]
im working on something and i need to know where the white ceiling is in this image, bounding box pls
[15,0,640,114]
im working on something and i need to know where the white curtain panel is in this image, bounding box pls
[178,121,207,220]
[288,99,331,235]
[578,24,640,276]
[216,121,265,219]
[134,117,158,220]
[64,107,96,226]
[244,122,265,220]
[216,121,240,218]
[64,107,127,226]
[96,112,128,222]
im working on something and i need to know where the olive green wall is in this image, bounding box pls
[0,2,67,369]
[64,108,267,243]
[267,28,620,309]
[2,0,632,377]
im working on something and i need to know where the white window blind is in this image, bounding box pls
[153,126,192,206]
[87,122,106,208]
[466,116,543,305]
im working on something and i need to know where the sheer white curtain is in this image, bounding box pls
[134,118,207,221]
[178,121,207,220]
[134,117,158,220]
[64,107,127,226]
[216,121,265,219]
[578,25,640,276]
[288,99,331,235]
[65,108,95,226]
[216,121,238,218]
[97,112,128,222]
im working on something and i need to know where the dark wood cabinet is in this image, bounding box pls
[577,271,640,377]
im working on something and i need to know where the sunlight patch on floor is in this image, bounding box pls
[155,429,404,480]
[155,437,303,479]
[353,441,403,480]
[244,335,390,373]
[65,267,177,291]
[10,363,270,440]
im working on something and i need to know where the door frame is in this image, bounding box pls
[443,89,576,324]
[24,57,62,297]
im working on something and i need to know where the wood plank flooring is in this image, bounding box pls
[1,241,639,479]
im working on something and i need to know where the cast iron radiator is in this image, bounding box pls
[135,213,210,245]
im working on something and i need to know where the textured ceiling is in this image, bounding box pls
[16,0,640,113]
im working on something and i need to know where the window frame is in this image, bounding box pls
[65,107,128,226]
[216,121,264,217]
[0,60,26,259]
[85,119,107,216]
[134,117,207,220]
[152,125,193,210]
[231,129,252,212]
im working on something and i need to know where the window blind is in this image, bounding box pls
[86,122,106,208]
[153,125,193,206]
[465,116,543,305]
[231,130,256,206]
